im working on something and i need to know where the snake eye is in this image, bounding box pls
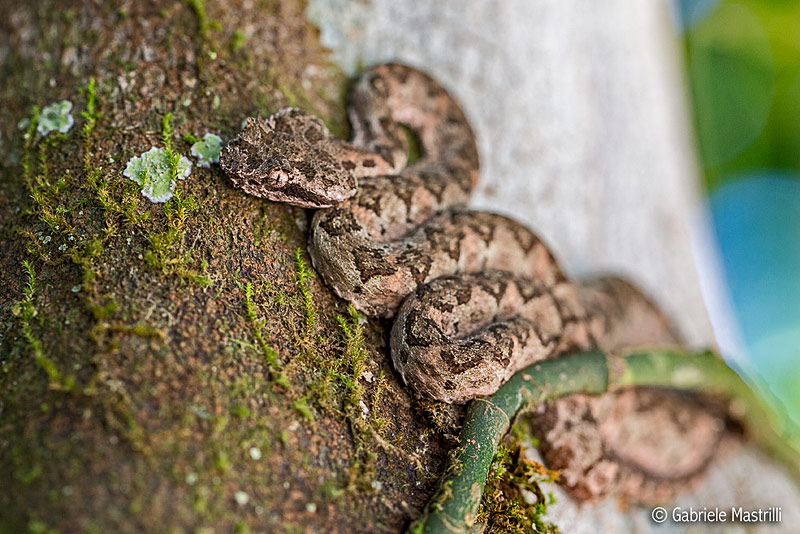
[269,169,290,188]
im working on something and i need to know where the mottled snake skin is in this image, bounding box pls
[221,64,724,502]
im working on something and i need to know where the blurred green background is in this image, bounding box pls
[677,0,800,431]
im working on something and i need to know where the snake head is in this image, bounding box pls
[220,109,357,208]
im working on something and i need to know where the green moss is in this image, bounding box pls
[144,232,210,286]
[231,30,246,53]
[477,445,560,534]
[368,371,389,433]
[144,191,211,286]
[12,261,75,392]
[293,248,316,332]
[181,133,200,145]
[28,172,70,234]
[162,113,178,170]
[86,178,147,237]
[335,305,367,407]
[299,303,365,414]
[184,0,212,42]
[86,169,116,235]
[69,238,102,295]
[251,206,299,246]
[81,77,99,168]
[321,306,404,494]
[243,283,278,366]
[20,129,76,263]
[292,396,315,422]
[109,322,166,339]
[120,181,151,227]
[21,107,40,185]
[26,519,56,534]
[163,188,197,225]
[242,281,288,387]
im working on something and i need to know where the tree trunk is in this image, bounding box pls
[0,2,797,534]
[1,2,447,532]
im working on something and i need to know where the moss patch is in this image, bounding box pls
[0,1,448,533]
[478,441,561,534]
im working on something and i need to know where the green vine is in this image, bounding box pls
[410,350,800,534]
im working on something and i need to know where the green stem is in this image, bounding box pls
[410,350,800,534]
[617,350,800,482]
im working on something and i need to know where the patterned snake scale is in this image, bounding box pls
[221,64,727,502]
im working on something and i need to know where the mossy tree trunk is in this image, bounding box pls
[0,2,453,532]
[5,3,799,534]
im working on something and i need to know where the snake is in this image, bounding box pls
[220,63,726,502]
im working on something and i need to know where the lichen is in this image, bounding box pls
[190,133,223,168]
[234,491,249,506]
[36,100,74,135]
[123,147,192,203]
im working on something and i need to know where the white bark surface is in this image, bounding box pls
[525,441,799,534]
[307,0,713,347]
[306,0,800,531]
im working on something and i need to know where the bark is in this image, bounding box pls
[0,2,448,532]
[1,2,798,534]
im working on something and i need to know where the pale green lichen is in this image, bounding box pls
[123,147,192,203]
[37,100,74,135]
[190,133,223,168]
[234,491,249,506]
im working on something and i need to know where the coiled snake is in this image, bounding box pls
[221,64,725,502]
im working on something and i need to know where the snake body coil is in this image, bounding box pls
[221,64,724,502]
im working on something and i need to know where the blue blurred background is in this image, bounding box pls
[675,0,800,430]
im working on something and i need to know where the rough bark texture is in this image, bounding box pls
[0,2,450,533]
[1,2,798,534]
